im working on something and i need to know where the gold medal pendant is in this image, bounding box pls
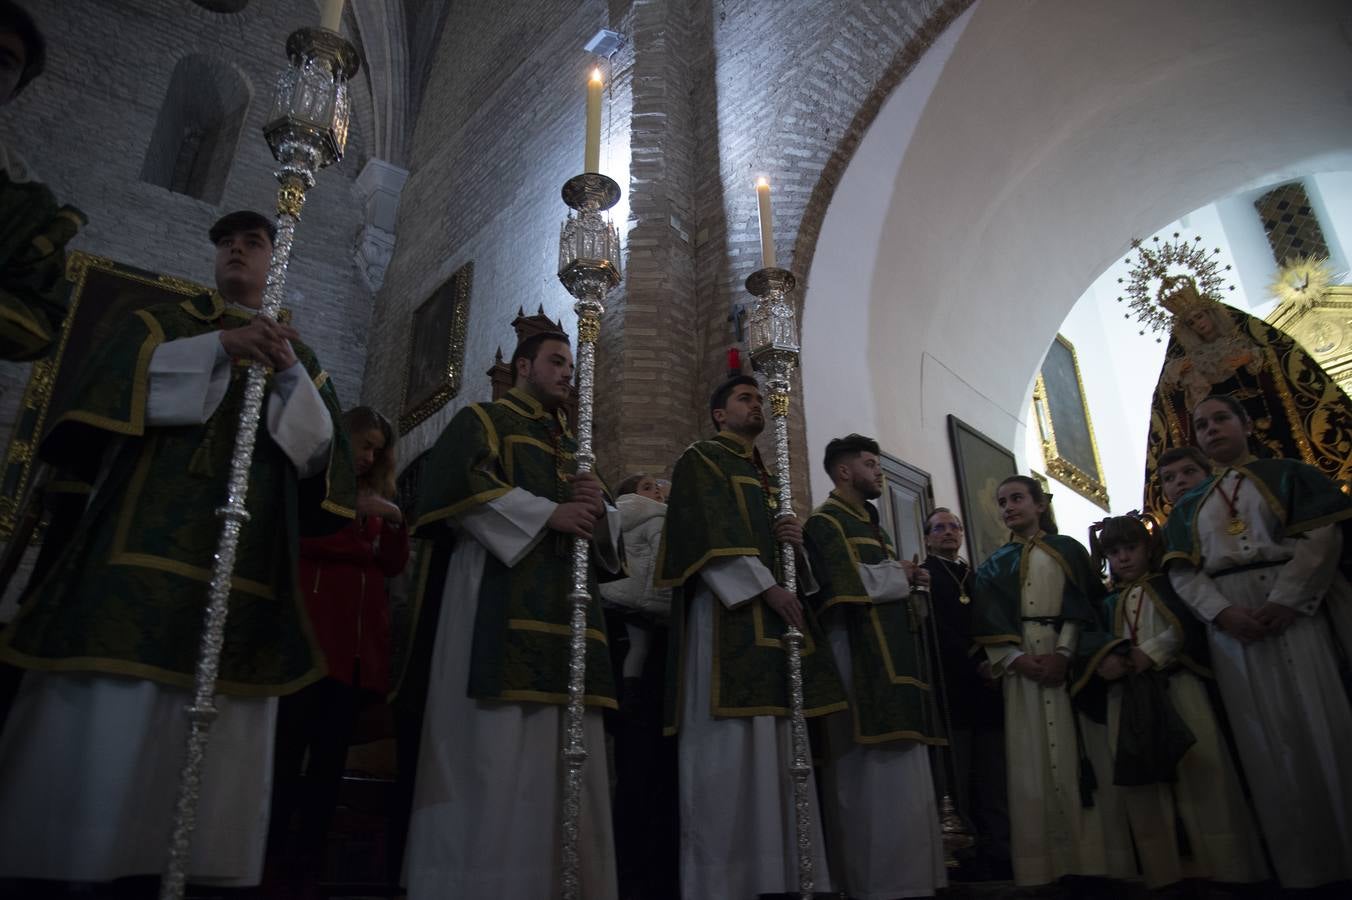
[1226,517,1247,535]
[959,592,971,605]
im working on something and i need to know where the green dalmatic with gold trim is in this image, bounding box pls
[0,166,84,361]
[0,293,357,696]
[411,387,617,710]
[806,492,941,745]
[657,432,847,733]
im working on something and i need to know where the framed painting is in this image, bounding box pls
[875,451,934,567]
[399,262,473,435]
[1033,334,1109,510]
[947,415,1018,567]
[0,252,208,537]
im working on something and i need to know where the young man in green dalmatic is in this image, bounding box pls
[656,374,846,900]
[0,210,355,888]
[805,433,946,899]
[402,330,623,900]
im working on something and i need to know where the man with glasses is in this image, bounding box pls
[922,508,1011,882]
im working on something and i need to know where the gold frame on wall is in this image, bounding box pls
[1029,469,1060,532]
[947,415,1019,567]
[399,261,473,435]
[1032,334,1109,511]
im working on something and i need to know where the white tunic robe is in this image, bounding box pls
[404,488,621,900]
[820,560,946,900]
[0,329,333,885]
[1104,583,1267,888]
[678,555,834,900]
[1169,469,1352,889]
[985,542,1134,887]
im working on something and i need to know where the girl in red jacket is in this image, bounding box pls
[267,406,409,893]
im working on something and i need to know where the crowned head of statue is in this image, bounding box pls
[1159,276,1223,344]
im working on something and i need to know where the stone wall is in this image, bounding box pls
[363,0,970,495]
[686,0,970,506]
[0,0,377,459]
[362,0,633,471]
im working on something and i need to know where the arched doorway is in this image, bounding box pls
[800,0,1352,549]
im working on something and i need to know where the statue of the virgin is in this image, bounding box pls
[1124,236,1352,518]
[1127,239,1352,518]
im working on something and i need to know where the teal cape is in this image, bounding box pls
[1163,457,1352,568]
[1099,574,1211,681]
[972,531,1117,722]
[970,532,1108,651]
[1088,573,1207,787]
[0,292,356,695]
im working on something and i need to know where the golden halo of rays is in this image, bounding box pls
[1115,233,1235,342]
[1268,254,1338,313]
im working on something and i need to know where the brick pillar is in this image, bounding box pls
[595,0,705,485]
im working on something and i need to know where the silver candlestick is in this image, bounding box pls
[745,266,814,900]
[556,171,622,900]
[158,27,359,900]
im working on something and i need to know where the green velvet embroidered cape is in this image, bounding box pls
[1105,574,1210,680]
[971,532,1119,716]
[410,387,617,710]
[0,292,356,695]
[971,532,1107,649]
[657,431,847,734]
[1162,458,1352,567]
[805,492,940,745]
[1068,571,1213,720]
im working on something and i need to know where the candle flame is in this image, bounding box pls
[756,176,770,188]
[590,67,603,84]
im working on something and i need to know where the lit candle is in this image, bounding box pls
[756,177,776,269]
[320,0,345,31]
[585,68,603,173]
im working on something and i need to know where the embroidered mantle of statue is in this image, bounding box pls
[1144,276,1352,519]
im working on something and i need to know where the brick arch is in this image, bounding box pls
[788,0,975,291]
[796,0,1352,518]
[687,0,978,512]
[785,0,975,511]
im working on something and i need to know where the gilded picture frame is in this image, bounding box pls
[399,261,473,435]
[1030,469,1059,534]
[947,415,1019,567]
[0,252,208,537]
[1033,334,1109,510]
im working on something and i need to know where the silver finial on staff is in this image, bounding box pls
[556,171,622,899]
[745,265,814,900]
